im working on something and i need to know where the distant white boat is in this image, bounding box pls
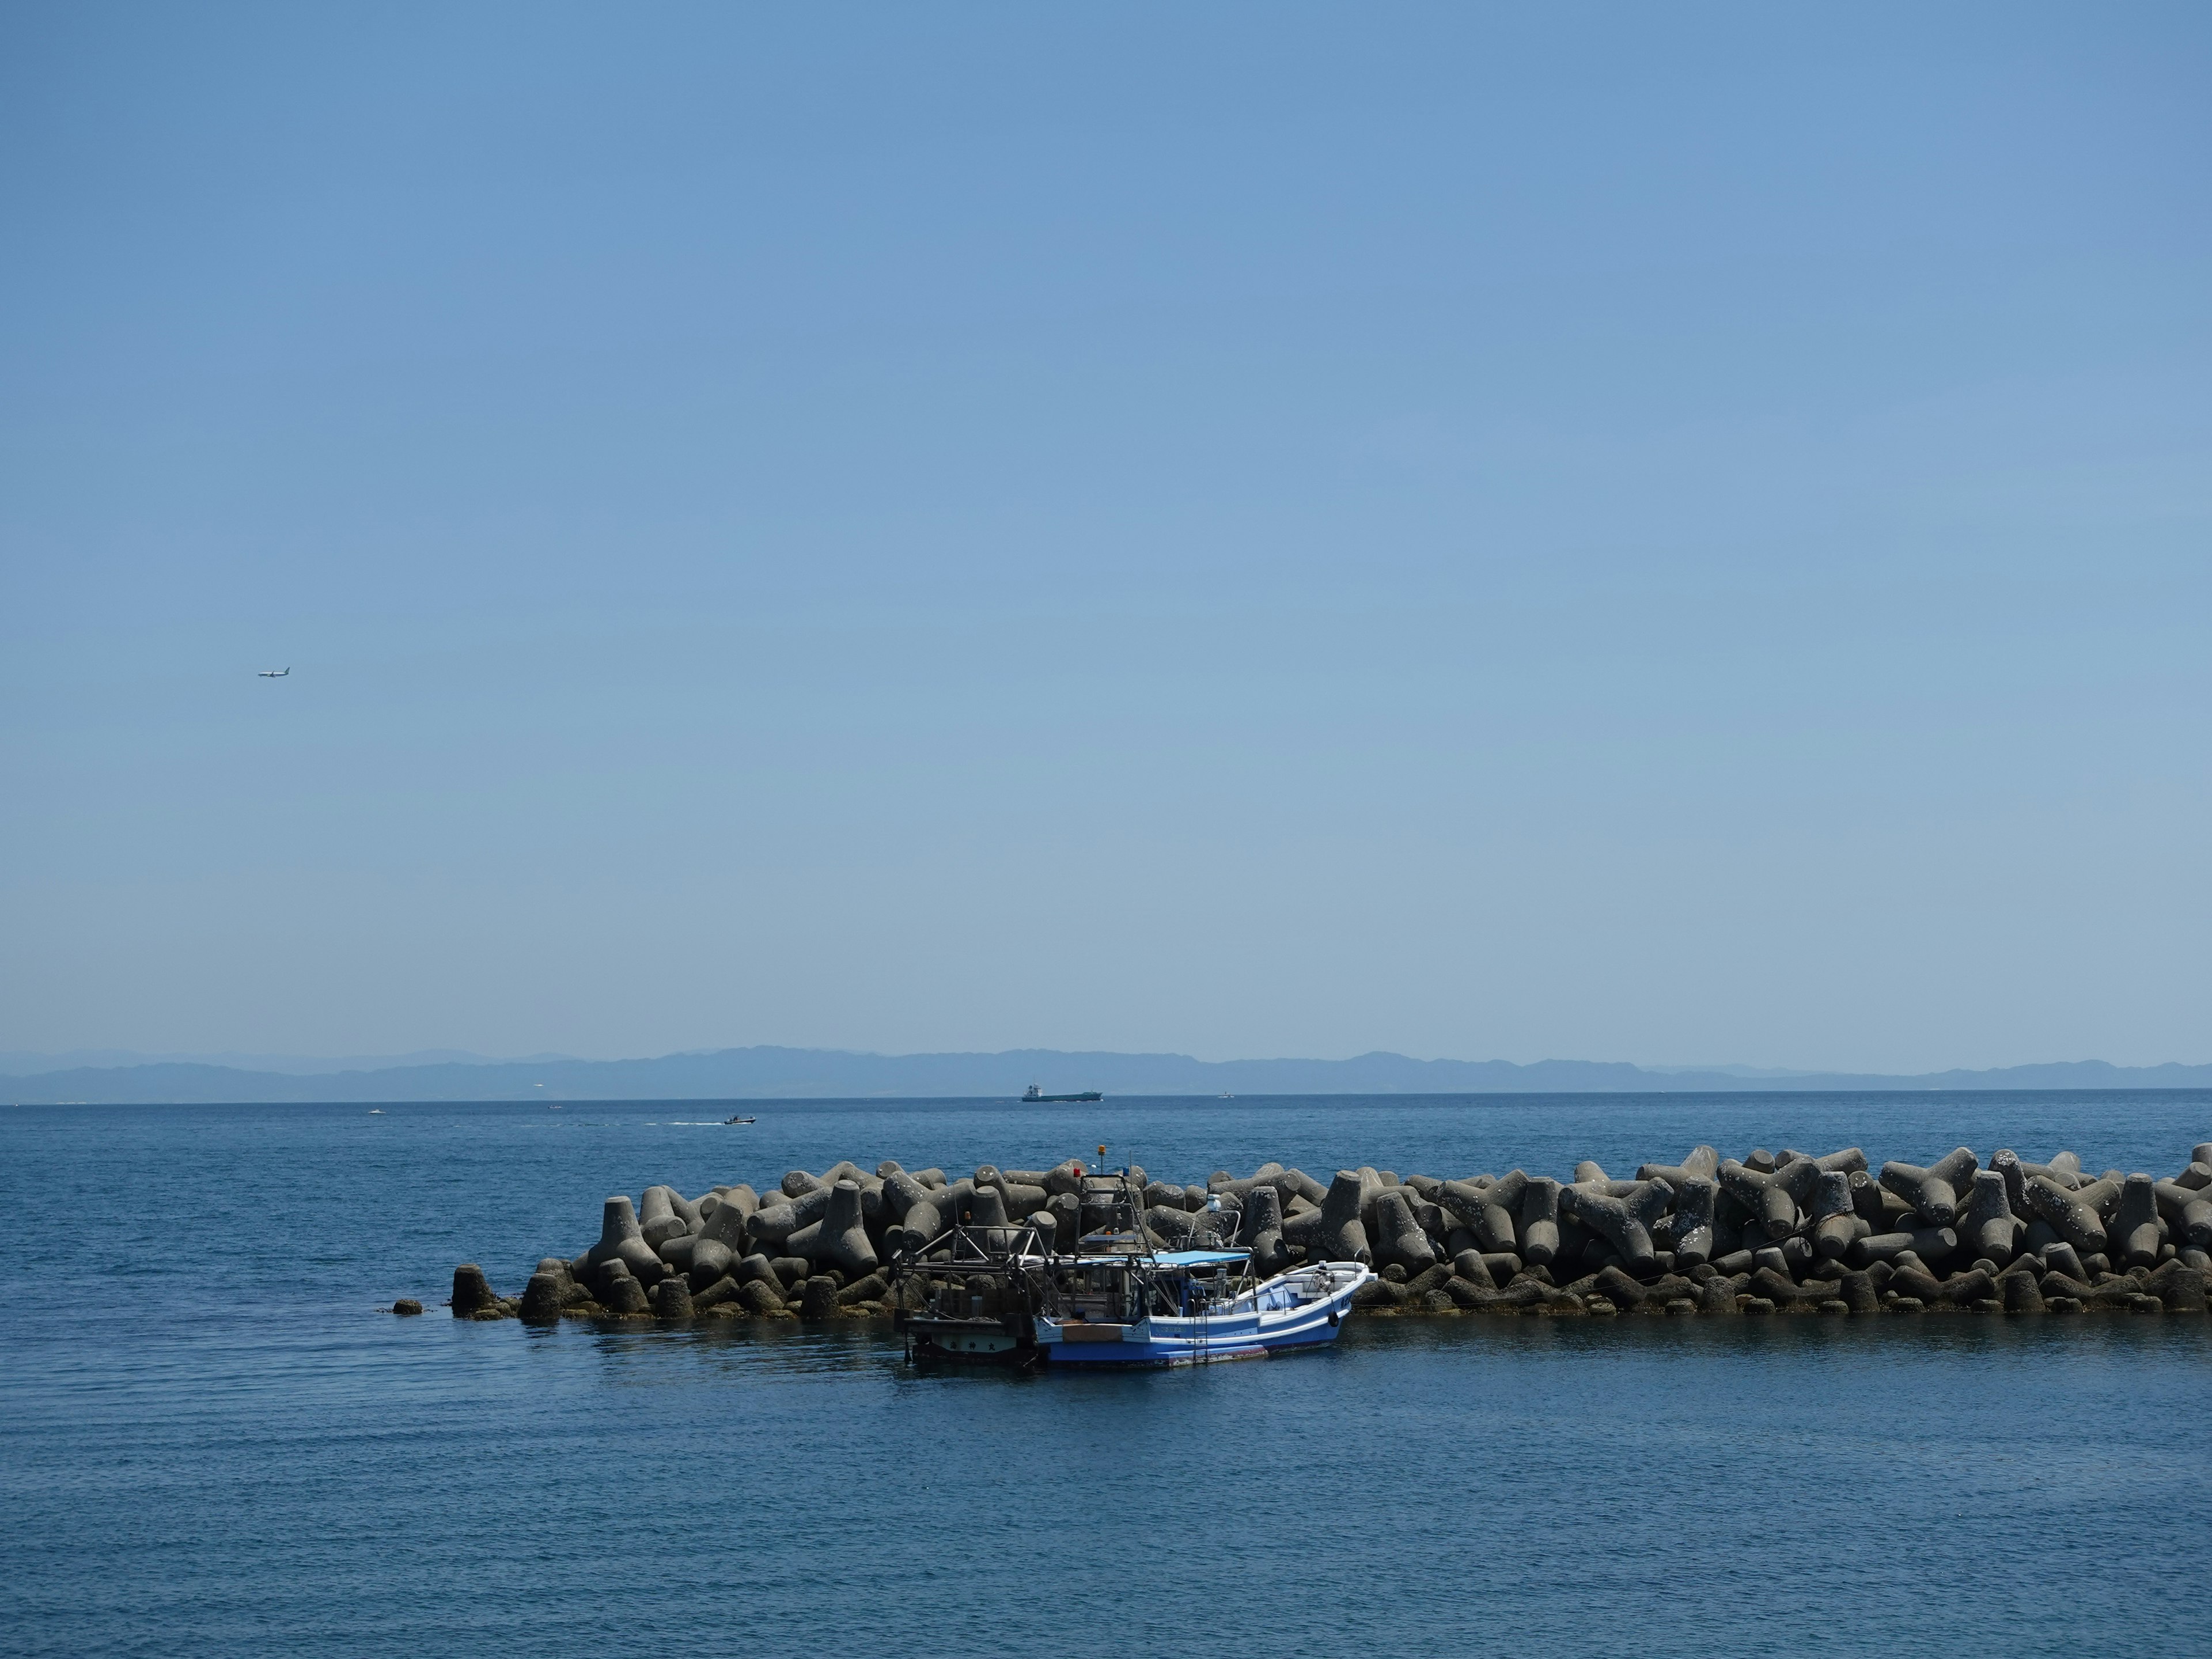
[367,1108,383,1115]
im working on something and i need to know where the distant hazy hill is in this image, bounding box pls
[5,1047,2209,1104]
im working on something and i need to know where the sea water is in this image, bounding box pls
[3,1092,2207,1658]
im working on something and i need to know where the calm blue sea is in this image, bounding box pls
[4,1091,2209,1659]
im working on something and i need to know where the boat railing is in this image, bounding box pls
[895,1218,1055,1268]
[888,1217,1065,1324]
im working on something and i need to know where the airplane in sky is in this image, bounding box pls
[257,667,289,677]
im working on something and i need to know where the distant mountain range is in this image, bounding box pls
[4,1046,2209,1104]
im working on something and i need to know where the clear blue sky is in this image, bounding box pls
[2,5,2205,1072]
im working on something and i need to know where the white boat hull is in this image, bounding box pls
[1035,1263,1372,1366]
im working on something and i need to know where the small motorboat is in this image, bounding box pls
[724,1114,756,1125]
[367,1108,384,1115]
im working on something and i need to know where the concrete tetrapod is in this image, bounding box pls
[652,1276,694,1320]
[1783,1147,1870,1177]
[2037,1241,2088,1282]
[1041,1191,1080,1252]
[696,1190,753,1248]
[1719,1158,1817,1237]
[962,1183,1010,1226]
[1618,1177,1675,1234]
[2036,1272,2138,1309]
[1665,1177,1717,1268]
[1371,1189,1438,1274]
[786,1180,878,1278]
[520,1271,565,1324]
[1808,1171,1859,1263]
[748,1184,838,1250]
[2152,1179,2212,1251]
[702,1183,759,1226]
[1440,1172,1526,1254]
[586,1196,664,1284]
[1282,1170,1373,1264]
[638,1186,694,1250]
[1592,1264,1657,1309]
[1848,1169,1887,1229]
[1237,1185,1290,1276]
[702,1275,761,1313]
[1635,1146,1721,1187]
[893,1186,952,1260]
[879,1168,930,1224]
[1145,1205,1200,1247]
[2109,1175,2162,1271]
[1749,1264,1838,1307]
[1348,1168,1391,1239]
[600,1264,650,1316]
[678,1191,753,1289]
[451,1263,509,1319]
[1517,1177,1562,1270]
[1559,1179,1665,1274]
[1960,1170,2024,1267]
[1450,1248,1496,1290]
[1877,1147,1979,1228]
[836,1272,890,1307]
[1209,1162,1287,1202]
[1913,1265,1994,1308]
[2145,1263,2206,1313]
[975,1165,1049,1217]
[736,1268,786,1315]
[1250,1168,1313,1206]
[1035,1159,1085,1198]
[1847,1226,1959,1270]
[2026,1175,2112,1256]
[677,1238,734,1291]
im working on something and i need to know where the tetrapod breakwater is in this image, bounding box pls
[425,1138,2212,1323]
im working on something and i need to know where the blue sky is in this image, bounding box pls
[2,5,2206,1071]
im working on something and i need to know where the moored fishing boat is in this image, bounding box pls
[1034,1252,1369,1366]
[888,1168,1371,1368]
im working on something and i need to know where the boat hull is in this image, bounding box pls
[1034,1264,1369,1366]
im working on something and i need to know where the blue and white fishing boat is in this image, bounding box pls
[889,1168,1371,1368]
[1033,1249,1370,1367]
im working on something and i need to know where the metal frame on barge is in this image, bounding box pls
[888,1170,1371,1368]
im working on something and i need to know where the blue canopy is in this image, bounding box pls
[1152,1249,1251,1266]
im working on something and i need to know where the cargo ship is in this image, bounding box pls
[1022,1084,1103,1103]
